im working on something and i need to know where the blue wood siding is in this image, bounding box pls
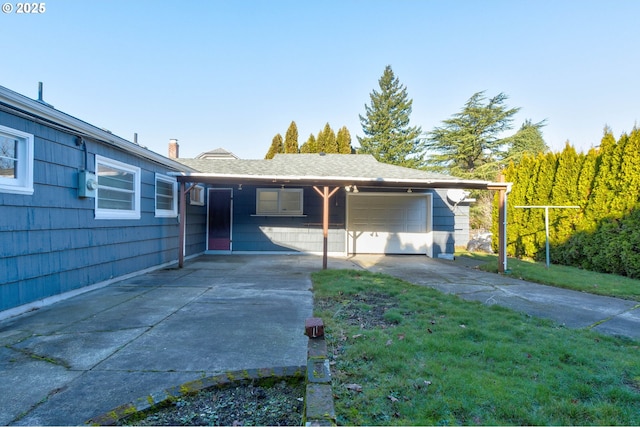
[213,185,346,253]
[210,185,458,257]
[431,189,456,256]
[0,111,206,312]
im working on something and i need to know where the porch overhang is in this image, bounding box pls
[171,171,511,273]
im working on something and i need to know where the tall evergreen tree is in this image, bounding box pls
[426,91,520,180]
[582,129,619,229]
[504,119,549,164]
[284,121,299,154]
[358,65,424,168]
[615,128,640,214]
[549,144,583,250]
[265,133,283,159]
[573,146,599,232]
[300,134,317,153]
[317,123,337,153]
[336,126,353,154]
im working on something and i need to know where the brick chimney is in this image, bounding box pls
[168,139,179,159]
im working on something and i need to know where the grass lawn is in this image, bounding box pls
[457,251,640,302]
[312,269,640,426]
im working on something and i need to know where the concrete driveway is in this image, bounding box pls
[352,255,640,341]
[1,254,638,425]
[0,255,355,426]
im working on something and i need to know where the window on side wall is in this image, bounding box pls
[0,125,34,195]
[256,188,303,215]
[95,155,141,219]
[155,173,178,217]
[189,184,205,206]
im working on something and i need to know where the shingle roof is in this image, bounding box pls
[195,147,239,159]
[178,153,451,179]
[174,153,504,190]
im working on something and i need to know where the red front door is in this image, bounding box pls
[208,189,232,250]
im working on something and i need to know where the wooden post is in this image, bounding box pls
[313,186,340,269]
[488,176,508,273]
[497,178,506,273]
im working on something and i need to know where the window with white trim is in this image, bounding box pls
[95,156,141,219]
[256,188,303,215]
[189,184,205,206]
[155,173,178,217]
[0,125,34,195]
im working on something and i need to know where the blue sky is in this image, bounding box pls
[1,0,638,159]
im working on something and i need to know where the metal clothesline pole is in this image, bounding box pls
[514,205,581,268]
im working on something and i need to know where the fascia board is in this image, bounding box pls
[169,171,510,190]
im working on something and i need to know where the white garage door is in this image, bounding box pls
[347,193,432,255]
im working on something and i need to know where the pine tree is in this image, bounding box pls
[549,144,583,254]
[583,129,619,228]
[610,129,640,215]
[265,133,283,159]
[358,65,424,168]
[502,155,537,257]
[531,152,558,259]
[300,134,317,153]
[504,119,549,164]
[337,126,353,154]
[574,146,599,231]
[317,123,337,153]
[284,121,299,153]
[426,91,520,180]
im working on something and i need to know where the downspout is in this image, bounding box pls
[178,181,198,268]
[179,181,186,268]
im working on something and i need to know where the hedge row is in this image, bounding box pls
[492,128,640,278]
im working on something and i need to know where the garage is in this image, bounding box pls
[346,193,432,255]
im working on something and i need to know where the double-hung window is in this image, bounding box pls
[256,188,303,215]
[155,173,177,217]
[95,156,141,219]
[0,125,34,195]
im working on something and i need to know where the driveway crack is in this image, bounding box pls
[587,303,640,330]
[7,345,71,369]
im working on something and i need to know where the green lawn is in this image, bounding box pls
[457,251,640,302]
[312,269,640,426]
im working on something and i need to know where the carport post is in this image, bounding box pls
[313,186,340,269]
[488,176,509,274]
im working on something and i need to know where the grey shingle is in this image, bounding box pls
[177,154,454,180]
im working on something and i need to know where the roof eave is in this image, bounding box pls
[169,172,510,190]
[0,85,195,172]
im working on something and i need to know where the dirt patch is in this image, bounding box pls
[121,379,304,426]
[316,292,399,329]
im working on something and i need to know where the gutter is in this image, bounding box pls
[168,171,510,190]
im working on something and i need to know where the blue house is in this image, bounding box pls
[173,153,479,258]
[0,85,207,316]
[1,84,510,317]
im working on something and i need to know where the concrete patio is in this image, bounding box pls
[1,254,638,425]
